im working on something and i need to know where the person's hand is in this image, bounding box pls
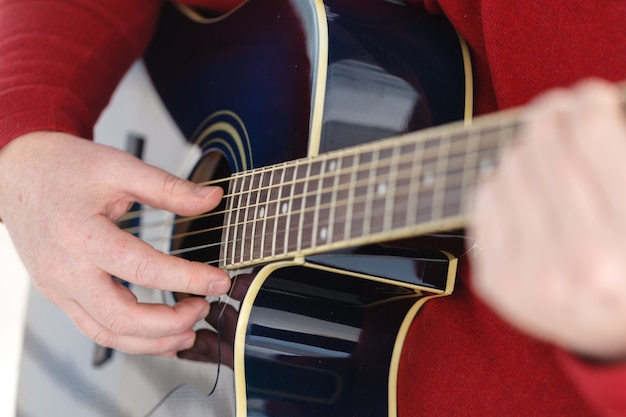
[470,79,626,360]
[0,131,231,356]
[177,273,254,367]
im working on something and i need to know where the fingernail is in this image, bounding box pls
[194,185,219,198]
[209,278,231,295]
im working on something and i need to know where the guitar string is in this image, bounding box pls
[216,117,518,223]
[168,165,478,261]
[173,183,469,268]
[200,118,516,262]
[116,112,520,225]
[210,117,512,254]
[131,139,499,251]
[130,128,514,266]
[119,121,516,238]
[123,128,512,263]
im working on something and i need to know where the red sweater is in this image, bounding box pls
[1,0,625,416]
[400,2,626,417]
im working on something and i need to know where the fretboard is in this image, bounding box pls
[220,108,522,269]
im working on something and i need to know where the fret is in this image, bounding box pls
[257,166,275,261]
[405,140,425,228]
[318,156,339,246]
[231,173,250,265]
[226,176,238,266]
[220,176,238,268]
[370,146,391,235]
[476,126,504,181]
[285,161,306,253]
[294,160,314,252]
[458,128,482,216]
[247,169,265,263]
[384,143,402,232]
[415,138,440,224]
[356,152,374,239]
[351,151,371,239]
[443,130,474,218]
[268,165,288,258]
[333,153,353,244]
[275,164,295,257]
[375,145,400,234]
[392,142,415,229]
[361,147,380,237]
[240,172,259,263]
[430,133,452,223]
[310,159,326,249]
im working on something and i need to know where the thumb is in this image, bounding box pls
[117,154,223,216]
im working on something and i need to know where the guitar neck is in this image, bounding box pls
[220,108,522,269]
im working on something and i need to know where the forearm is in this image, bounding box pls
[0,0,163,147]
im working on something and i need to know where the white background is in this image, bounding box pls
[0,225,30,416]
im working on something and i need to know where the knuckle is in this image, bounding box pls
[169,314,191,334]
[162,173,188,197]
[168,257,200,294]
[179,278,198,298]
[103,307,136,336]
[92,328,118,349]
[131,253,156,286]
[181,263,210,295]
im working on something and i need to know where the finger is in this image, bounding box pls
[205,300,239,344]
[90,215,231,296]
[470,154,522,299]
[469,129,559,313]
[62,298,199,355]
[520,89,604,237]
[518,90,572,233]
[113,153,224,216]
[177,328,234,367]
[470,138,532,266]
[566,80,626,219]
[177,329,220,363]
[76,277,212,339]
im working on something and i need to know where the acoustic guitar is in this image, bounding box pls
[16,1,483,416]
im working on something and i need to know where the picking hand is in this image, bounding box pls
[470,79,626,360]
[0,131,231,356]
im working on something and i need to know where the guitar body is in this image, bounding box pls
[17,1,467,416]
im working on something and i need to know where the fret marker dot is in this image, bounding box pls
[376,183,387,196]
[282,203,289,214]
[479,158,494,176]
[422,171,435,186]
[259,206,265,218]
[328,160,337,171]
[320,227,328,241]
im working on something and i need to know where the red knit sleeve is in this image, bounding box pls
[556,349,626,417]
[0,0,164,147]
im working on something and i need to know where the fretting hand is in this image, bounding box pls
[470,79,626,360]
[0,131,231,356]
